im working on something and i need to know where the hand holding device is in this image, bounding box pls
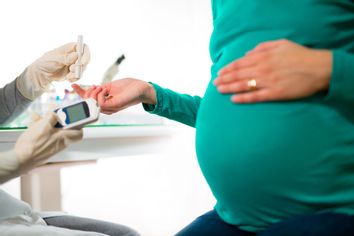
[14,112,83,172]
[16,37,90,100]
[55,98,100,129]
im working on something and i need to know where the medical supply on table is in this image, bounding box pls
[101,54,125,84]
[54,98,100,129]
[75,35,84,80]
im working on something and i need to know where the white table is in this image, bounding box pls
[0,125,175,211]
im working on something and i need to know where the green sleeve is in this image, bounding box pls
[142,83,202,127]
[326,50,354,104]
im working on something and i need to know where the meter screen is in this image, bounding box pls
[66,103,89,123]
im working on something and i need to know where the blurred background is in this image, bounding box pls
[0,0,216,235]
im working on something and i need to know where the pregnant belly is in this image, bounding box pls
[195,82,341,221]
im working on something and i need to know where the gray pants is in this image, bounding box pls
[44,215,140,236]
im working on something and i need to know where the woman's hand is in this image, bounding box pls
[72,78,156,115]
[214,39,332,103]
[71,84,103,100]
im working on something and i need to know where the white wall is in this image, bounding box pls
[0,0,212,95]
[0,1,215,235]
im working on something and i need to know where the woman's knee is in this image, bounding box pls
[259,212,354,236]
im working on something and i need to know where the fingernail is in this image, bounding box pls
[217,86,226,93]
[231,95,239,103]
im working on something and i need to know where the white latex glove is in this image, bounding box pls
[15,111,83,172]
[0,112,83,184]
[16,42,90,100]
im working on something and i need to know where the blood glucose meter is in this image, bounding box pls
[55,98,100,129]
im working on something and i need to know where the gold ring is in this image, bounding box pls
[247,79,257,90]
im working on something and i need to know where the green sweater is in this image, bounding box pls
[144,0,354,233]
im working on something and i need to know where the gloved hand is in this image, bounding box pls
[16,42,90,100]
[14,111,83,172]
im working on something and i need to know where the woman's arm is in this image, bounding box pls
[73,79,202,128]
[142,83,201,127]
[325,50,354,105]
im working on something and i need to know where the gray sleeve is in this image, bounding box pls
[0,151,20,184]
[0,78,32,125]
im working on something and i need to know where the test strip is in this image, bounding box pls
[75,35,84,79]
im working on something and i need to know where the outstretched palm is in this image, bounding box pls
[72,78,155,115]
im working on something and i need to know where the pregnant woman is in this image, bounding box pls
[73,1,354,235]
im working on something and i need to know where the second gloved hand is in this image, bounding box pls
[17,42,90,100]
[14,112,83,172]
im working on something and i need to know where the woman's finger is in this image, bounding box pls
[85,86,97,98]
[97,89,120,113]
[71,84,86,98]
[218,78,264,94]
[218,53,262,76]
[101,111,114,115]
[215,67,257,85]
[97,89,115,106]
[89,87,103,100]
[231,88,281,103]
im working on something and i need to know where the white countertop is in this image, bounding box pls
[0,125,178,162]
